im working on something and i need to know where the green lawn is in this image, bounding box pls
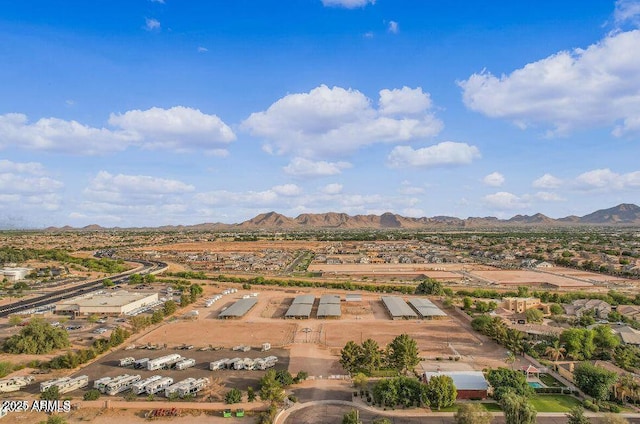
[539,373,565,388]
[529,394,582,412]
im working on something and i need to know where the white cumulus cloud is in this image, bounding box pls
[0,161,63,213]
[614,0,640,27]
[109,106,236,153]
[388,21,399,34]
[321,0,375,8]
[243,85,442,158]
[482,172,505,187]
[272,184,302,197]
[145,18,161,31]
[483,192,530,210]
[459,29,640,136]
[321,183,344,195]
[532,173,563,189]
[378,87,432,116]
[387,141,481,168]
[574,168,640,190]
[283,157,352,177]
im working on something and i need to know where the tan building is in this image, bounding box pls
[502,297,542,313]
[56,291,159,316]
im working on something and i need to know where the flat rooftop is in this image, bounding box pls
[218,298,258,318]
[57,291,156,308]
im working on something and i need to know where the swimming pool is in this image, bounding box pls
[528,382,544,388]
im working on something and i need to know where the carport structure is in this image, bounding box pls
[381,296,417,320]
[408,298,447,319]
[317,294,341,319]
[218,298,258,319]
[285,294,315,319]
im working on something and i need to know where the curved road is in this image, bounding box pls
[0,259,167,317]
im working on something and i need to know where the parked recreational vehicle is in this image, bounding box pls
[105,374,141,395]
[243,358,255,369]
[119,357,135,367]
[147,354,183,371]
[145,376,174,395]
[58,375,89,394]
[132,375,162,395]
[174,358,196,370]
[261,342,271,351]
[164,378,195,398]
[134,358,149,369]
[209,358,229,371]
[94,376,112,392]
[176,377,209,398]
[40,377,71,392]
[225,357,242,369]
[0,376,34,393]
[41,375,88,394]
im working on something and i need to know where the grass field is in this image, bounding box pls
[436,402,501,412]
[530,394,581,412]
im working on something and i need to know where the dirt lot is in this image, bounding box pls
[468,269,595,288]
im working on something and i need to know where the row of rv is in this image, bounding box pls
[93,374,209,398]
[204,288,237,307]
[0,376,35,393]
[209,355,278,371]
[119,354,196,371]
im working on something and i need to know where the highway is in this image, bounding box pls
[0,259,167,318]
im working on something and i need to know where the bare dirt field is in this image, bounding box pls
[544,266,628,283]
[308,263,465,281]
[468,269,594,288]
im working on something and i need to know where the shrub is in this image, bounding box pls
[83,389,101,400]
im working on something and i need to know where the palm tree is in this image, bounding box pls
[545,340,566,362]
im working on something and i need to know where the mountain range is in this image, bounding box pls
[44,203,640,231]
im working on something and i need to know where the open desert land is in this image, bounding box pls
[466,269,598,289]
[544,266,629,283]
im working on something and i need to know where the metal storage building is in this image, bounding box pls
[285,295,315,319]
[408,298,447,319]
[423,371,488,400]
[381,296,417,320]
[317,294,341,318]
[218,298,258,319]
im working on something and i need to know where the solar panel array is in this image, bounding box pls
[408,298,447,318]
[318,294,341,318]
[218,298,258,318]
[381,296,417,319]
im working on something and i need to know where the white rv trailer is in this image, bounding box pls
[119,357,135,367]
[134,358,149,369]
[174,358,196,370]
[94,376,112,391]
[176,377,209,398]
[225,357,242,369]
[243,358,255,369]
[147,354,183,371]
[105,374,141,395]
[209,358,229,371]
[132,375,162,395]
[58,375,89,394]
[164,378,195,398]
[232,358,245,370]
[40,377,71,392]
[261,342,271,351]
[0,376,34,393]
[145,376,174,395]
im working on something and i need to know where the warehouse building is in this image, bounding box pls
[408,298,447,319]
[285,294,315,319]
[218,298,258,319]
[317,294,341,319]
[423,371,488,400]
[55,291,159,316]
[381,296,417,320]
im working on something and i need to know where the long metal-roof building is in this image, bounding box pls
[317,294,341,319]
[218,298,258,319]
[408,298,447,319]
[381,296,417,320]
[285,295,315,319]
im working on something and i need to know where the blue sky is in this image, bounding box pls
[1,0,639,228]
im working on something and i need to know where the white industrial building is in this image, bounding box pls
[55,291,159,316]
[1,267,31,282]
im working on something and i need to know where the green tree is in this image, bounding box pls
[560,328,595,360]
[424,375,457,410]
[573,362,618,401]
[83,389,101,400]
[151,309,164,324]
[454,403,493,424]
[525,308,544,323]
[550,304,564,315]
[566,406,590,424]
[361,338,382,375]
[275,369,294,386]
[342,409,362,424]
[593,324,620,352]
[259,369,285,403]
[225,388,243,404]
[163,300,178,316]
[372,419,392,424]
[352,373,368,391]
[386,334,419,375]
[128,274,143,285]
[4,318,70,354]
[463,297,473,310]
[102,278,114,287]
[8,316,22,326]
[415,279,444,295]
[500,392,536,424]
[340,341,364,375]
[41,385,60,401]
[247,386,256,402]
[486,367,532,401]
[144,274,156,283]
